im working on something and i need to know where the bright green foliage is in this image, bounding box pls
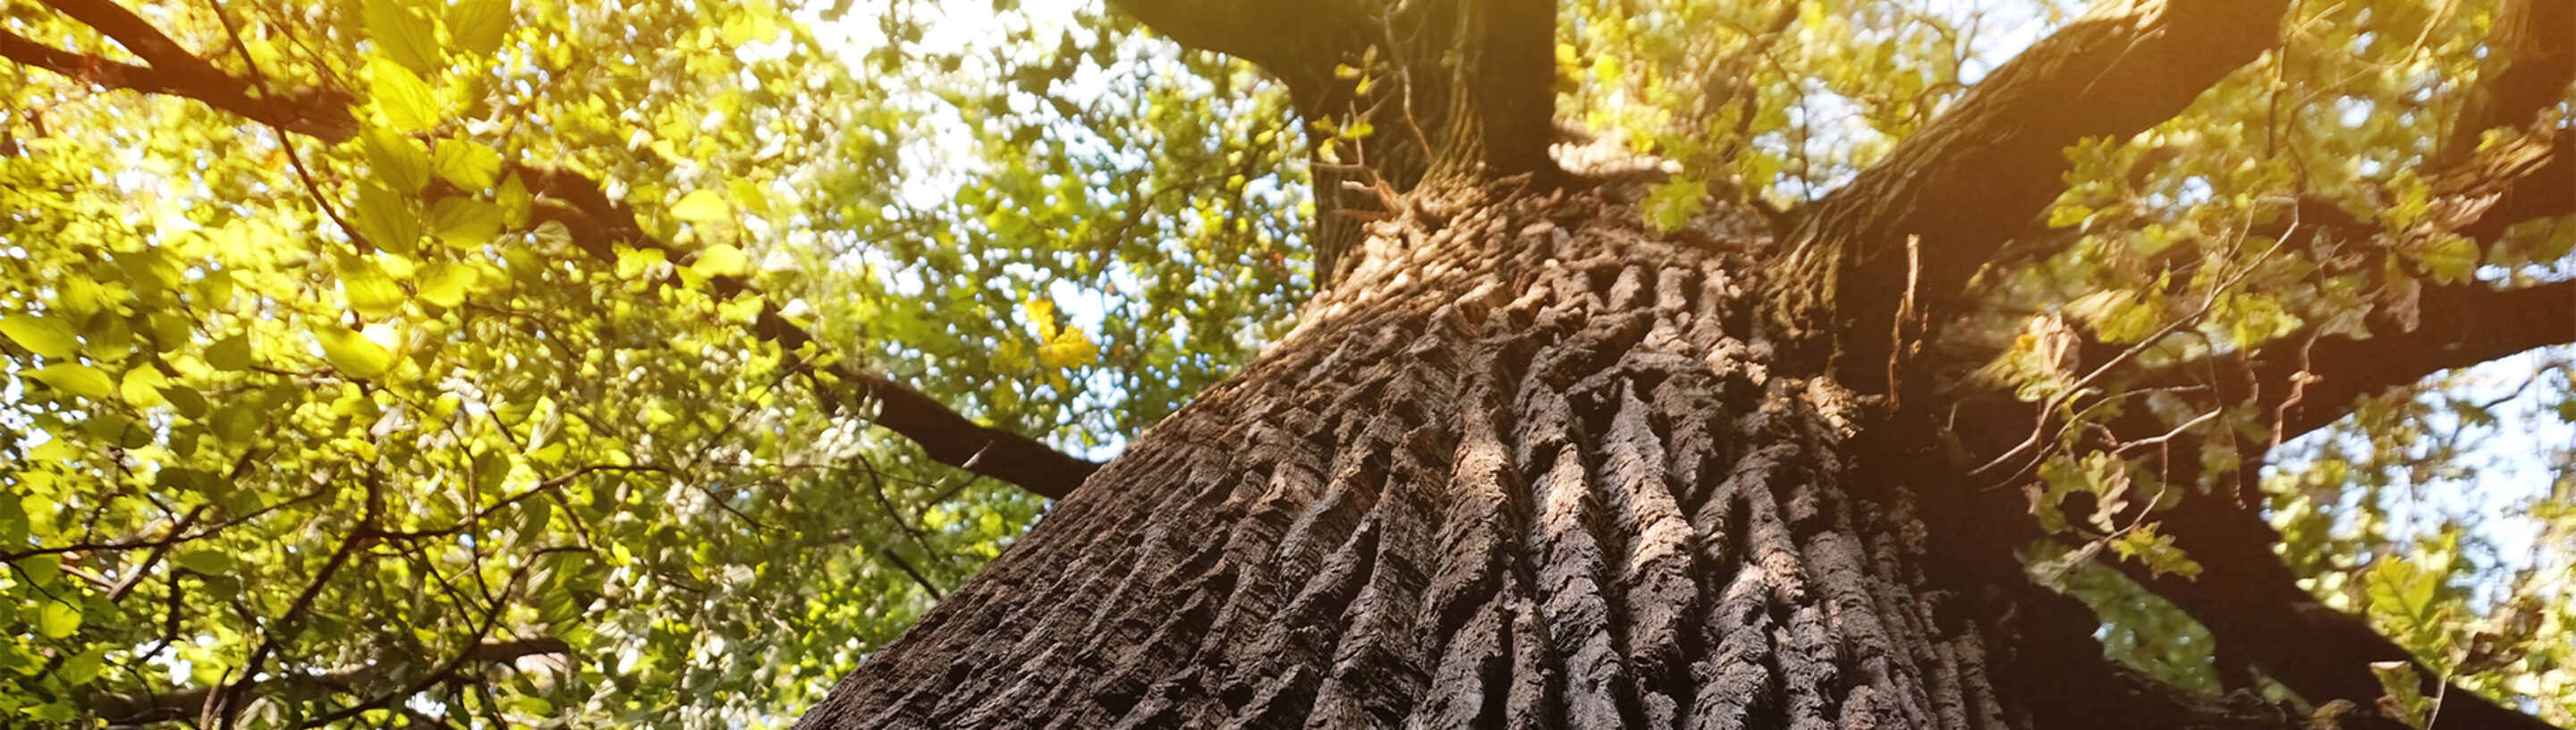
[0,0,1297,726]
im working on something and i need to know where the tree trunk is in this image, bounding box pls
[792,175,2287,729]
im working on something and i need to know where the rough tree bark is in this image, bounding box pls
[792,0,2576,728]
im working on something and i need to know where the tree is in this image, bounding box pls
[791,0,2576,728]
[0,0,2570,729]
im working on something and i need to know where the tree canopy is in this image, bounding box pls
[0,0,2570,727]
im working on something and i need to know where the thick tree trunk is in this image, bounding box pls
[792,175,2292,729]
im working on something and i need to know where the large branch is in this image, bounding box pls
[2261,278,2576,441]
[4,1,1096,498]
[1776,0,2290,390]
[2105,458,2564,730]
[8,1,354,140]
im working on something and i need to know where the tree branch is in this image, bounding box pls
[1778,0,2291,389]
[2135,127,2576,446]
[9,1,354,140]
[2259,278,2576,442]
[2107,460,2563,730]
[517,168,1103,498]
[89,637,570,726]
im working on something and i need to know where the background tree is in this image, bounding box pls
[0,0,2569,729]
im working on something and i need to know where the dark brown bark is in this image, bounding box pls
[792,178,2306,730]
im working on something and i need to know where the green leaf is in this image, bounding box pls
[160,386,209,419]
[417,262,479,308]
[672,191,731,223]
[369,57,443,133]
[353,182,423,255]
[1,315,79,359]
[363,127,432,193]
[365,0,442,73]
[428,197,504,248]
[57,646,105,684]
[119,366,170,407]
[315,326,395,379]
[35,601,80,639]
[445,0,514,56]
[31,364,115,401]
[206,334,253,371]
[432,140,503,190]
[343,257,408,318]
[175,549,234,576]
[691,244,750,278]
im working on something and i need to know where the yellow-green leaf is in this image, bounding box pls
[369,57,443,133]
[445,0,513,56]
[206,334,253,371]
[32,364,115,401]
[175,550,234,576]
[691,244,750,278]
[353,182,422,255]
[119,367,170,408]
[362,127,431,193]
[1038,330,1097,369]
[2416,235,2480,284]
[432,140,502,190]
[36,600,80,639]
[672,191,731,222]
[428,197,504,248]
[160,386,209,419]
[728,179,773,216]
[365,0,442,72]
[343,257,408,318]
[316,326,395,379]
[418,262,479,308]
[1,314,79,359]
